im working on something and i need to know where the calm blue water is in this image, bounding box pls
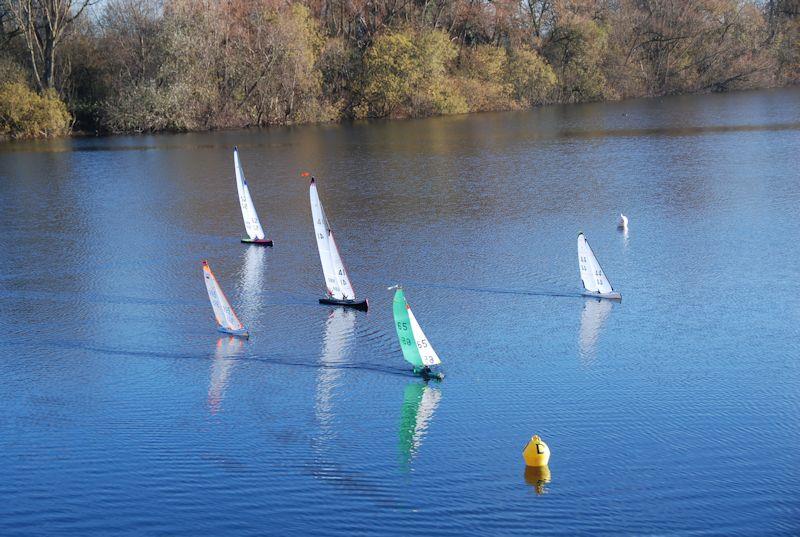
[1,88,799,535]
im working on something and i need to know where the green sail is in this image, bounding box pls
[393,288,423,367]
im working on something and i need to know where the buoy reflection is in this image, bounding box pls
[524,465,552,495]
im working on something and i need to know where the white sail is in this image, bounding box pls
[309,179,355,300]
[407,307,441,366]
[618,213,628,230]
[234,147,265,240]
[578,233,614,295]
[327,231,356,299]
[203,261,246,333]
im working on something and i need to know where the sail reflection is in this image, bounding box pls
[398,382,441,467]
[579,298,613,363]
[238,245,266,321]
[315,308,357,429]
[208,336,245,414]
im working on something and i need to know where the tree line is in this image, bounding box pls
[1,0,798,138]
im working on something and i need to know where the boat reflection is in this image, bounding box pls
[523,465,552,495]
[579,298,613,363]
[238,245,266,320]
[208,336,245,414]
[398,382,441,467]
[619,226,629,248]
[315,308,357,430]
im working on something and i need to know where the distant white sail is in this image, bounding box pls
[234,147,266,241]
[203,261,247,335]
[578,233,615,295]
[618,213,628,230]
[309,179,355,300]
[407,307,442,366]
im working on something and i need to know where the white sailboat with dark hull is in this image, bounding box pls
[308,175,368,311]
[202,260,250,337]
[234,147,272,246]
[578,232,621,300]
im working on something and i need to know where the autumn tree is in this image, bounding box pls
[3,0,95,91]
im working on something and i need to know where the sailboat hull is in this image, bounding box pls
[218,327,250,338]
[241,238,273,246]
[413,366,445,381]
[582,291,622,301]
[319,297,369,311]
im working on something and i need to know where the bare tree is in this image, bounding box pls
[4,0,96,91]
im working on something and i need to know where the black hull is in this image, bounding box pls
[413,367,445,381]
[241,238,273,246]
[319,297,369,311]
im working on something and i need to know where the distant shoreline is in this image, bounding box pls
[4,85,797,144]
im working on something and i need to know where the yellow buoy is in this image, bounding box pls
[522,435,550,467]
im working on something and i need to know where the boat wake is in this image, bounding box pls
[17,339,414,378]
[396,280,584,299]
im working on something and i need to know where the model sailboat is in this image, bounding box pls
[577,232,621,300]
[308,175,368,310]
[392,287,444,380]
[234,147,272,246]
[202,260,249,337]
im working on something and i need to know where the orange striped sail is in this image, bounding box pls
[202,261,248,337]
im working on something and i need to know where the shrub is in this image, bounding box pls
[0,82,72,139]
[412,30,467,115]
[359,28,467,118]
[505,48,557,107]
[359,31,418,117]
[544,17,613,103]
[456,45,514,112]
[0,56,27,86]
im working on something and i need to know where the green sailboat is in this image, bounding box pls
[392,287,444,380]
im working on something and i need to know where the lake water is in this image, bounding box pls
[1,88,799,535]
